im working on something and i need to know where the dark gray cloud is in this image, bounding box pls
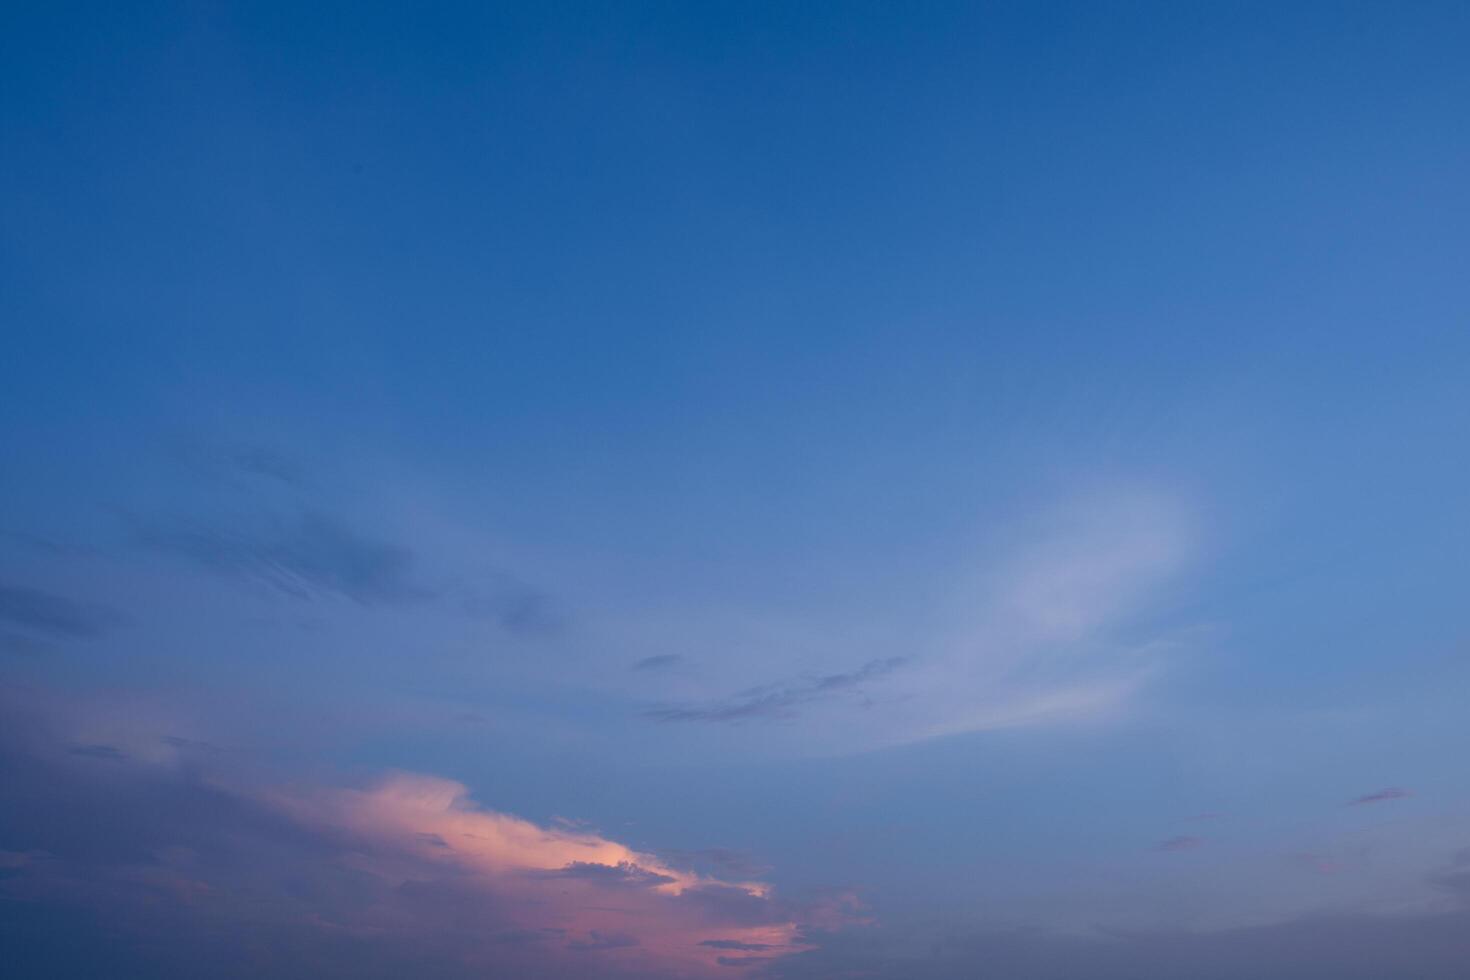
[137,512,428,606]
[0,583,126,639]
[644,657,907,723]
[632,654,683,671]
[681,883,783,926]
[1348,787,1411,806]
[540,861,676,888]
[700,939,778,951]
[137,509,566,632]
[140,445,565,630]
[565,931,640,952]
[1431,849,1470,905]
[461,578,564,636]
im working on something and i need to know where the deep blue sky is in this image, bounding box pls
[4,3,1470,977]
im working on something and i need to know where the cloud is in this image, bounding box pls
[996,490,1188,644]
[461,578,563,636]
[660,848,771,878]
[1348,788,1412,806]
[701,939,779,950]
[541,861,677,888]
[633,654,684,671]
[0,583,126,639]
[1157,836,1204,852]
[177,441,309,488]
[65,743,128,761]
[136,504,562,632]
[137,512,428,606]
[1431,850,1470,905]
[616,486,1195,752]
[645,657,907,723]
[0,710,830,978]
[567,930,641,952]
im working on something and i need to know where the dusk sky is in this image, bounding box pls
[4,3,1470,977]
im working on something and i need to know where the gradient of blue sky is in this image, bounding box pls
[3,2,1470,977]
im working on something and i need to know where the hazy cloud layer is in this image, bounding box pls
[769,905,1470,980]
[1157,836,1204,852]
[633,654,684,671]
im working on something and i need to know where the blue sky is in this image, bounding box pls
[4,2,1470,977]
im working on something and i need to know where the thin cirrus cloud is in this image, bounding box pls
[175,439,310,489]
[890,487,1192,742]
[134,506,565,635]
[135,511,430,606]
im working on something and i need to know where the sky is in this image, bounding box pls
[3,2,1470,977]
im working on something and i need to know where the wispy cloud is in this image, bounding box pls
[0,583,126,639]
[618,486,1195,750]
[1348,788,1412,807]
[137,512,429,606]
[65,743,128,761]
[460,577,564,636]
[701,939,779,951]
[177,440,309,489]
[645,657,907,723]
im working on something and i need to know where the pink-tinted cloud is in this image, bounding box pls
[0,698,856,978]
[273,771,813,974]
